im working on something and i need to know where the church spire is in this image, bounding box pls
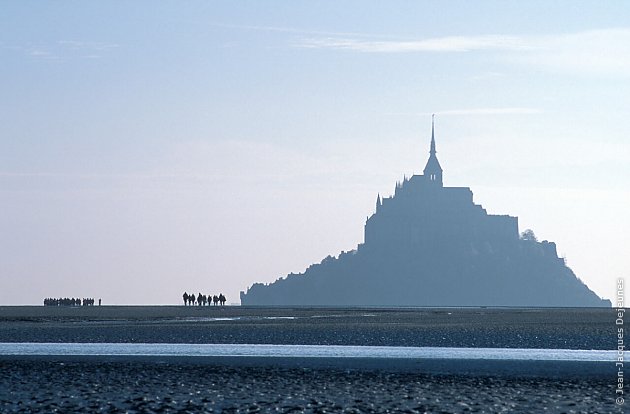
[423,114,443,186]
[430,113,436,155]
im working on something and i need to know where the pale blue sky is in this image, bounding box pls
[1,1,629,304]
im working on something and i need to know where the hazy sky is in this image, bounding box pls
[1,1,629,305]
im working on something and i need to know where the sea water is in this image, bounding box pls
[0,343,614,362]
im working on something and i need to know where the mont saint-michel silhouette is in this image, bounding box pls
[241,118,610,307]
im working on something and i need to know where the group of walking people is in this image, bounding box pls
[182,292,226,306]
[43,297,100,306]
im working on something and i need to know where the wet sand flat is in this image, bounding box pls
[1,306,621,412]
[0,358,623,413]
[0,306,615,349]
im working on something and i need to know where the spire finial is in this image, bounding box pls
[430,114,436,154]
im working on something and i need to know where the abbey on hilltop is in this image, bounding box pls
[240,117,610,307]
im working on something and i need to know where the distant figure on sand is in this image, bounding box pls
[181,291,226,306]
[43,297,95,306]
[183,292,195,306]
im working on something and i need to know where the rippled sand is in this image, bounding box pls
[0,359,622,413]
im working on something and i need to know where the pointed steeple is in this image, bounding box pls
[430,113,436,155]
[376,193,382,211]
[423,114,443,186]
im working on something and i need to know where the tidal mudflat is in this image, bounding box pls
[0,306,620,413]
[0,359,621,413]
[0,306,613,349]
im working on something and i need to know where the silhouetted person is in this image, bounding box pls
[98,298,101,306]
[183,292,189,306]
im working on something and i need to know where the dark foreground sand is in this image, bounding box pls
[0,306,615,349]
[0,358,623,413]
